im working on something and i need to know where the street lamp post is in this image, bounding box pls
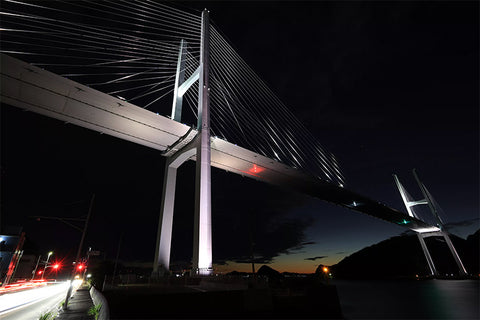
[41,251,53,280]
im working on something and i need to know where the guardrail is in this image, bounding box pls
[90,285,110,320]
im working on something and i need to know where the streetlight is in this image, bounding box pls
[41,251,53,280]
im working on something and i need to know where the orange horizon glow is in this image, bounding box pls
[213,259,336,275]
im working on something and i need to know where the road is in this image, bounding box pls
[0,281,72,320]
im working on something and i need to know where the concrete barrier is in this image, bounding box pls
[90,285,110,320]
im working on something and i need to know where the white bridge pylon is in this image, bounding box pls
[153,9,213,276]
[393,170,468,277]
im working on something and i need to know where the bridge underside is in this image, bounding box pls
[1,54,438,233]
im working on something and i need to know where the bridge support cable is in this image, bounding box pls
[209,29,307,164]
[393,171,468,277]
[209,26,338,173]
[1,11,194,57]
[207,26,344,185]
[0,0,202,111]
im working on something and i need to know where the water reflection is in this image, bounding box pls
[333,279,479,319]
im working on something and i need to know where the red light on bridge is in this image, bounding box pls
[240,164,265,178]
[53,264,60,269]
[248,164,264,174]
[37,270,43,275]
[77,264,84,271]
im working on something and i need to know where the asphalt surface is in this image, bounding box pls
[0,282,67,320]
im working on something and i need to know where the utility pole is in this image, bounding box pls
[112,232,123,284]
[63,193,95,310]
[31,255,42,280]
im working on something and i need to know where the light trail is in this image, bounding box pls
[0,280,47,294]
[0,280,82,315]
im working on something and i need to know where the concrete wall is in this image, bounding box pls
[90,285,110,320]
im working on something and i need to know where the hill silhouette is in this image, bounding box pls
[463,229,479,273]
[257,265,283,279]
[331,230,479,279]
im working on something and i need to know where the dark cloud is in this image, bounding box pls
[206,178,316,265]
[301,241,316,246]
[304,256,327,261]
[214,214,316,265]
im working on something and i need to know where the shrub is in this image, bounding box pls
[88,304,102,320]
[38,311,54,320]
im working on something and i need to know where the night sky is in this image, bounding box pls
[1,1,478,274]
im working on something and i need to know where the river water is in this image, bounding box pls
[332,279,479,319]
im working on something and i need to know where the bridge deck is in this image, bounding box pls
[1,54,437,233]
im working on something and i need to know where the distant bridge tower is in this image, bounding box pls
[393,169,468,277]
[153,9,213,276]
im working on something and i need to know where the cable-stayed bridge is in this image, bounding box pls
[0,1,466,276]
